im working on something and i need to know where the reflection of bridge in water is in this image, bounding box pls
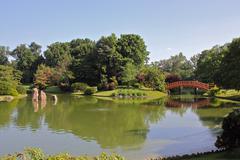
[166,98,210,108]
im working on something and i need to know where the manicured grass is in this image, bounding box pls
[215,89,240,101]
[93,88,166,99]
[45,86,64,93]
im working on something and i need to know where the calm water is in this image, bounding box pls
[0,95,239,159]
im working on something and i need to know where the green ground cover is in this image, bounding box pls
[214,89,240,101]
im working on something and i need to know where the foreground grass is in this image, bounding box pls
[0,148,124,160]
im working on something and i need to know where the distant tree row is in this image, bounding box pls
[156,37,240,90]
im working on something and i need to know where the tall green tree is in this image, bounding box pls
[218,38,240,89]
[95,34,123,83]
[69,39,97,85]
[0,46,10,65]
[194,45,227,83]
[11,43,42,83]
[117,34,149,66]
[140,64,166,91]
[0,65,22,95]
[121,62,137,86]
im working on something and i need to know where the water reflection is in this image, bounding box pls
[0,95,239,159]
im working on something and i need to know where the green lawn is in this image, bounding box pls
[215,89,240,101]
[93,88,166,99]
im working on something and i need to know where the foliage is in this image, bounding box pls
[158,52,194,80]
[16,85,27,94]
[0,46,10,65]
[165,73,181,83]
[140,64,166,91]
[71,82,89,92]
[215,109,240,149]
[0,148,125,160]
[217,38,240,90]
[45,86,63,93]
[0,65,22,96]
[121,62,137,86]
[206,86,220,96]
[133,83,141,89]
[0,81,18,96]
[84,87,97,95]
[194,45,227,83]
[11,42,43,83]
[112,89,146,97]
[34,64,53,89]
[117,34,149,66]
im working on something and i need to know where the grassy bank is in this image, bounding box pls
[0,94,27,102]
[215,89,240,101]
[93,89,166,99]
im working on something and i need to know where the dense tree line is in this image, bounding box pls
[1,34,240,96]
[0,33,166,95]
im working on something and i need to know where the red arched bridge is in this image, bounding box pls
[167,81,210,90]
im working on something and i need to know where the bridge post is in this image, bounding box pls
[179,86,182,95]
[194,88,198,95]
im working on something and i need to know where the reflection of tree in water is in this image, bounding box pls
[44,96,166,149]
[0,100,18,127]
[9,95,166,149]
[13,97,45,130]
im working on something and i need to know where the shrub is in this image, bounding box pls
[215,109,240,149]
[84,87,97,95]
[0,81,18,96]
[133,83,141,89]
[59,82,71,92]
[71,82,88,92]
[16,85,26,94]
[207,86,220,96]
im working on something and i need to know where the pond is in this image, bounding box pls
[0,94,239,160]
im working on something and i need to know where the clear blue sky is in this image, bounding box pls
[0,0,240,61]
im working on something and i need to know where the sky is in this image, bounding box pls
[0,0,240,61]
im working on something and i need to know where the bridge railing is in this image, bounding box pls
[167,81,209,90]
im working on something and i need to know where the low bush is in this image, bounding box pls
[16,85,26,94]
[113,89,146,98]
[0,81,18,96]
[133,83,141,89]
[84,87,97,95]
[0,148,125,160]
[71,82,88,92]
[207,86,220,96]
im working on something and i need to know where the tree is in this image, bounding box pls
[117,34,149,66]
[194,45,227,83]
[0,46,10,65]
[44,42,71,67]
[217,38,240,89]
[141,64,166,91]
[95,34,123,83]
[121,62,137,86]
[11,43,42,83]
[34,64,53,89]
[69,39,97,85]
[158,53,193,80]
[0,65,22,95]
